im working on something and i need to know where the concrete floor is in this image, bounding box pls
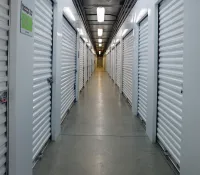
[33,68,176,175]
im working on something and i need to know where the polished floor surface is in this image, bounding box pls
[33,68,176,175]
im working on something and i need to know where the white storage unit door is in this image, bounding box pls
[111,48,114,80]
[109,52,111,76]
[84,43,87,85]
[157,0,184,167]
[79,38,84,91]
[122,31,134,104]
[87,47,90,81]
[89,50,91,78]
[138,16,148,122]
[112,48,116,82]
[61,17,77,120]
[0,1,9,174]
[116,43,121,87]
[33,0,53,161]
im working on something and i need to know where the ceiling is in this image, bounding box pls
[73,0,137,55]
[81,0,125,54]
[82,0,125,53]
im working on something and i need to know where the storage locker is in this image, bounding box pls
[79,38,84,91]
[122,31,134,104]
[157,0,184,167]
[60,16,77,121]
[0,0,10,173]
[137,16,148,122]
[33,0,53,162]
[116,42,121,87]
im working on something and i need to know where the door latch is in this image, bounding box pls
[0,91,7,104]
[47,78,53,84]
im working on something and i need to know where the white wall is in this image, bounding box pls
[51,0,92,140]
[109,0,200,174]
[9,0,34,174]
[180,0,200,174]
[9,0,92,174]
[112,0,157,142]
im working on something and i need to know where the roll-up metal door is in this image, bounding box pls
[111,48,114,80]
[33,0,53,161]
[114,47,117,83]
[79,38,84,91]
[112,47,116,82]
[138,17,148,122]
[84,43,87,85]
[116,43,121,87]
[0,1,9,173]
[122,31,134,104]
[61,17,77,120]
[110,51,112,77]
[89,50,91,78]
[157,0,184,167]
[87,47,90,81]
[108,51,111,76]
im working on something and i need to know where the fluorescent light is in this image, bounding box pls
[122,29,128,36]
[136,8,148,23]
[97,7,105,22]
[77,28,83,35]
[98,39,102,43]
[63,7,75,21]
[99,43,102,47]
[83,38,88,43]
[98,29,103,36]
[99,51,101,54]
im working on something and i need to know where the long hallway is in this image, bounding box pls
[33,69,176,175]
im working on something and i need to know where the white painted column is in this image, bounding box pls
[9,0,34,174]
[146,4,158,143]
[180,1,200,174]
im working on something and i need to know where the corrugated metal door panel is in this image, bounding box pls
[79,38,84,91]
[112,48,115,80]
[157,0,184,166]
[109,51,111,76]
[122,31,134,104]
[0,0,9,173]
[89,50,91,78]
[116,43,121,87]
[112,47,116,82]
[84,44,87,85]
[33,0,53,161]
[87,47,89,80]
[111,48,114,80]
[61,17,76,120]
[138,17,148,122]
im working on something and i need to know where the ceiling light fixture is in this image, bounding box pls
[98,29,103,36]
[98,39,102,43]
[63,7,76,21]
[77,28,83,35]
[122,29,128,37]
[83,38,88,43]
[97,7,105,22]
[99,43,102,47]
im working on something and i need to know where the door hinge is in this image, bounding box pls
[47,77,53,84]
